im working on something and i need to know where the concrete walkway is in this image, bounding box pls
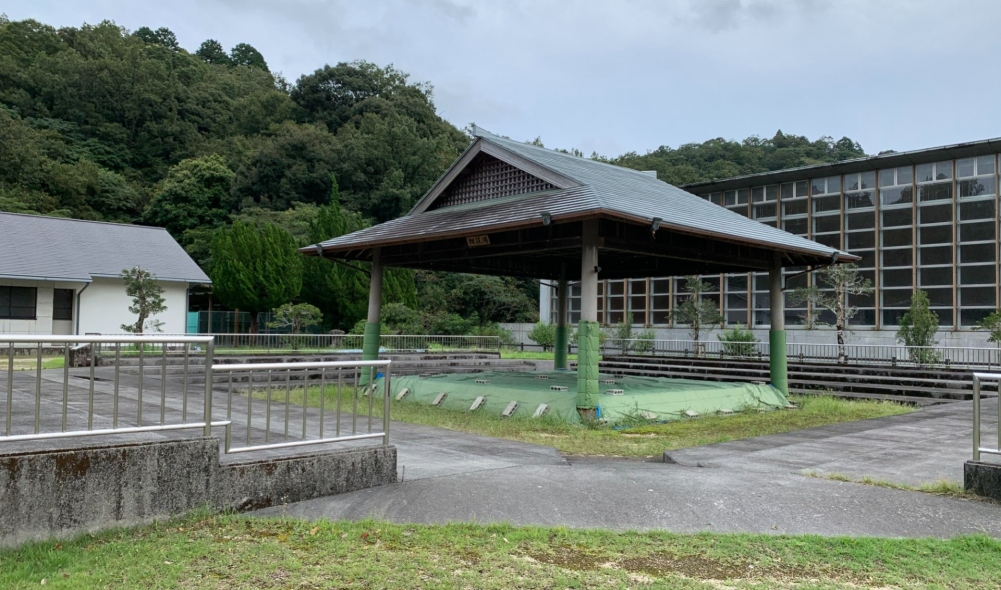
[254,399,1001,538]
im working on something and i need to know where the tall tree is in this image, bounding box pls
[230,43,268,71]
[210,221,302,333]
[134,26,179,50]
[142,154,234,240]
[299,178,417,330]
[196,39,230,65]
[230,122,339,211]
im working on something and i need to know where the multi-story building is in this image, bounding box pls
[538,137,1001,346]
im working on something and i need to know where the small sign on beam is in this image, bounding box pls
[466,235,491,247]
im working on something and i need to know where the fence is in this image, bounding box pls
[105,333,502,355]
[971,373,1001,461]
[599,338,1001,370]
[0,335,391,455]
[1,335,224,442]
[211,359,391,454]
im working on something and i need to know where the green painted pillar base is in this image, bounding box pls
[769,329,788,396]
[576,321,600,409]
[360,322,381,386]
[554,325,570,370]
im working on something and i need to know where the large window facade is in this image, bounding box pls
[549,151,1001,332]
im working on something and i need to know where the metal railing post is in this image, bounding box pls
[383,369,391,446]
[203,338,215,437]
[5,345,12,436]
[973,374,981,462]
[34,345,42,434]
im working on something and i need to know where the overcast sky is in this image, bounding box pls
[7,0,1001,157]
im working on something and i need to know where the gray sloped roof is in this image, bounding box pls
[0,213,210,283]
[311,129,854,262]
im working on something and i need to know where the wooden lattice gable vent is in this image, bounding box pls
[429,153,557,210]
[409,137,581,215]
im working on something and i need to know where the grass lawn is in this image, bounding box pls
[2,514,999,589]
[388,394,914,458]
[7,356,64,371]
[266,383,914,459]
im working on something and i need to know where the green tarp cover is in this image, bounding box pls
[388,371,789,424]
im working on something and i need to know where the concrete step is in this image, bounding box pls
[595,355,988,401]
[606,353,985,381]
[599,359,973,392]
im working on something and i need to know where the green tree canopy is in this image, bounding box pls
[210,220,303,333]
[195,39,230,65]
[142,154,234,241]
[230,42,268,71]
[230,122,339,211]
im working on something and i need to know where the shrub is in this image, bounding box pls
[528,322,556,351]
[718,323,758,357]
[897,290,941,365]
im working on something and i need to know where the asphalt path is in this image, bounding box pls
[253,398,1001,538]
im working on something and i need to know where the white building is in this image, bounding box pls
[0,213,210,335]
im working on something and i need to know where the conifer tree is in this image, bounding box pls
[897,290,941,364]
[210,221,302,333]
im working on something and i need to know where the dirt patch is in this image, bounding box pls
[524,544,603,571]
[452,548,482,565]
[619,552,753,580]
[528,546,862,584]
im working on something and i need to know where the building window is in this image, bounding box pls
[751,185,778,227]
[879,166,914,328]
[879,166,914,206]
[650,279,671,325]
[0,286,37,320]
[811,176,842,250]
[627,279,648,325]
[751,272,772,326]
[913,160,956,327]
[843,171,876,327]
[606,280,625,325]
[844,171,876,209]
[956,155,997,325]
[53,289,74,321]
[724,188,749,217]
[725,274,749,326]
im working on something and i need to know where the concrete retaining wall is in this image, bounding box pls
[965,460,1001,502]
[0,439,396,548]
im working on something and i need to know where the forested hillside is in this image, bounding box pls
[0,16,868,331]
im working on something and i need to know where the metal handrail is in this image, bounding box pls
[972,373,1001,461]
[0,335,214,343]
[94,333,503,354]
[210,359,392,453]
[1,336,392,454]
[599,337,1001,369]
[1,335,217,442]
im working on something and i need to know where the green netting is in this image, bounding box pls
[386,370,789,424]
